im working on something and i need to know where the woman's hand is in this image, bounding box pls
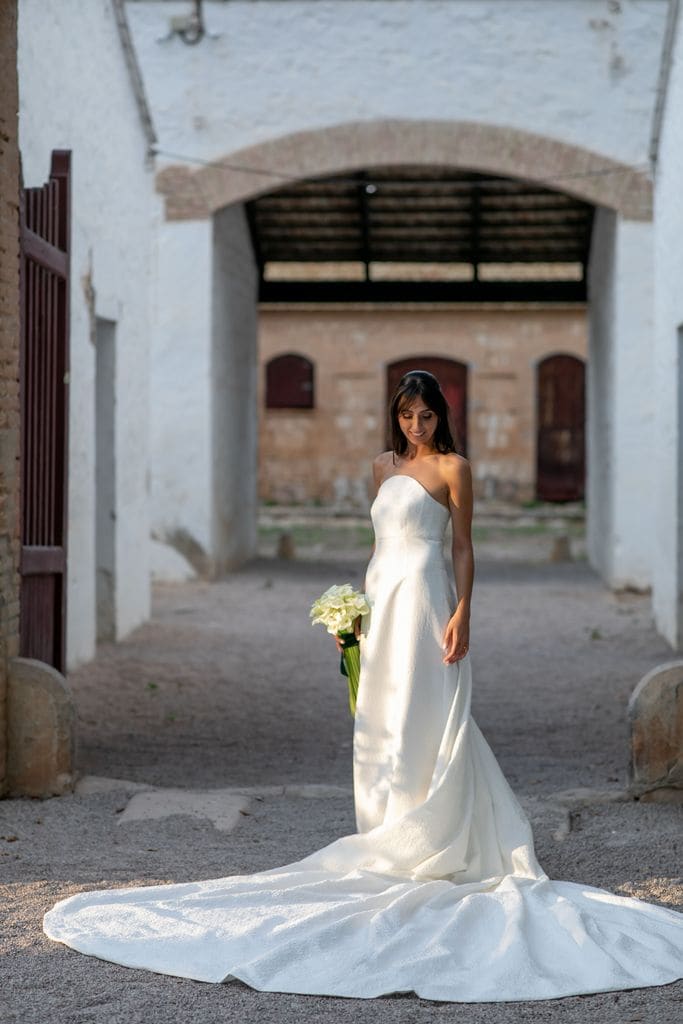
[335,614,362,653]
[442,607,470,664]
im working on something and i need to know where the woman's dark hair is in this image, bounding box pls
[388,370,460,461]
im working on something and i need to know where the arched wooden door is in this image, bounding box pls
[536,354,585,502]
[265,353,314,408]
[386,357,467,454]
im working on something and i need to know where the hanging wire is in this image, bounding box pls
[153,147,651,193]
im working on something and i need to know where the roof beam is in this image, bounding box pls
[259,279,587,304]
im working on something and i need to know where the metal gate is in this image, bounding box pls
[536,353,585,502]
[19,151,71,672]
[386,356,468,455]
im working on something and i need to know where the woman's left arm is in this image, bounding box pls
[442,457,474,664]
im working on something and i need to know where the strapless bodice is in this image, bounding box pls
[370,473,450,543]
[365,474,451,595]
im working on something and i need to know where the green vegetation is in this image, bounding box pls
[259,519,585,550]
[473,521,585,540]
[259,523,375,549]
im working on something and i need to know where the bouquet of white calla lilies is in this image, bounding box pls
[310,583,370,635]
[310,583,370,716]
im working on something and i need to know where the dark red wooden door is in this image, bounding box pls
[19,151,71,672]
[266,353,314,408]
[386,356,467,454]
[536,354,585,502]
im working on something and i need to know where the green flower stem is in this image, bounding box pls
[338,631,361,717]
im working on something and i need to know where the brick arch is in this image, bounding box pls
[156,119,652,221]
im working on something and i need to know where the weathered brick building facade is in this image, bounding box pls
[258,305,586,506]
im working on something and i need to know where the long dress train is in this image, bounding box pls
[43,473,683,1001]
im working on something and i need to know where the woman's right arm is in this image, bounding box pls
[362,454,384,590]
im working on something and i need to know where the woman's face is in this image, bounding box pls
[397,397,438,449]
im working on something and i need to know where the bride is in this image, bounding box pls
[44,370,683,1001]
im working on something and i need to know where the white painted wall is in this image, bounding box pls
[126,0,667,171]
[18,0,158,666]
[211,205,259,571]
[150,219,214,572]
[588,210,654,590]
[586,208,616,582]
[150,207,258,576]
[609,218,655,588]
[652,11,683,647]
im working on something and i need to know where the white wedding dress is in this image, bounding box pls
[44,473,683,1001]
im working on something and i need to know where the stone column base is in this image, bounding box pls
[7,656,76,797]
[628,660,683,801]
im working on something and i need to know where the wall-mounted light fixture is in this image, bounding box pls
[158,0,219,46]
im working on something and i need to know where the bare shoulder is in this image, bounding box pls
[373,450,395,482]
[438,452,473,512]
[438,451,472,486]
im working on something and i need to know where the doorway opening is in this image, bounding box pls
[535,353,585,502]
[251,165,590,507]
[386,356,467,454]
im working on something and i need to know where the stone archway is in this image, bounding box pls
[150,117,655,614]
[156,119,652,222]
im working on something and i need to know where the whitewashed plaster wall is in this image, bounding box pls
[211,205,259,571]
[149,218,213,574]
[18,0,159,666]
[126,0,667,171]
[586,209,616,582]
[588,210,655,589]
[609,218,655,587]
[652,12,683,647]
[149,208,257,577]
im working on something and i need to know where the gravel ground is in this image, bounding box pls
[1,549,682,1023]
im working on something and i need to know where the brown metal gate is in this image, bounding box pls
[19,151,71,672]
[536,354,585,502]
[386,356,468,455]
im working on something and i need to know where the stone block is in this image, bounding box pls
[549,534,572,562]
[7,657,76,797]
[628,660,683,800]
[277,531,296,559]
